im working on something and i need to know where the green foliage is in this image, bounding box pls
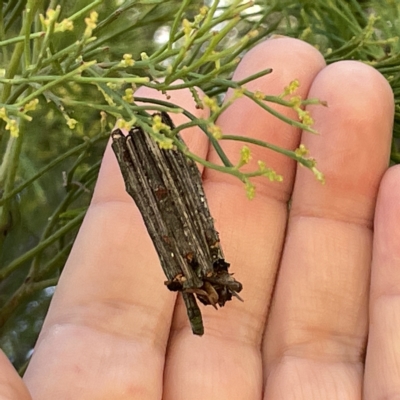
[0,0,399,372]
[267,0,400,143]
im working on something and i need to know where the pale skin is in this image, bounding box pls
[0,37,399,399]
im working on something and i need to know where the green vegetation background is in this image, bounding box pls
[0,0,399,373]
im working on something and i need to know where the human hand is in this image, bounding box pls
[1,37,398,400]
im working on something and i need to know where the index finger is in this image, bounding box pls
[23,87,209,399]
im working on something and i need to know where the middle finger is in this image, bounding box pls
[163,37,326,400]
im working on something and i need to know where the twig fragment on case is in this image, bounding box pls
[111,112,243,336]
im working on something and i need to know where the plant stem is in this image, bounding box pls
[0,212,85,282]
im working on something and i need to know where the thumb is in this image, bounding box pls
[0,350,31,400]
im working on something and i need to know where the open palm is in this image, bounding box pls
[1,37,398,400]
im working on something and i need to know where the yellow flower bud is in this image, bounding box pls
[294,144,309,157]
[254,91,265,100]
[245,181,255,200]
[66,117,78,129]
[207,123,222,139]
[7,119,19,137]
[55,18,74,32]
[122,88,134,103]
[203,96,219,112]
[157,138,174,150]
[23,99,39,112]
[240,146,252,164]
[119,53,135,68]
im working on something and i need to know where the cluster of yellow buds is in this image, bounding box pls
[244,180,255,200]
[0,99,40,137]
[0,108,19,137]
[122,88,135,103]
[207,123,222,139]
[281,79,300,97]
[239,145,252,166]
[294,144,325,183]
[64,114,78,129]
[40,7,73,33]
[258,160,283,182]
[151,115,174,150]
[152,114,172,135]
[84,11,98,38]
[115,118,136,131]
[203,96,220,113]
[119,54,135,68]
[281,80,315,128]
